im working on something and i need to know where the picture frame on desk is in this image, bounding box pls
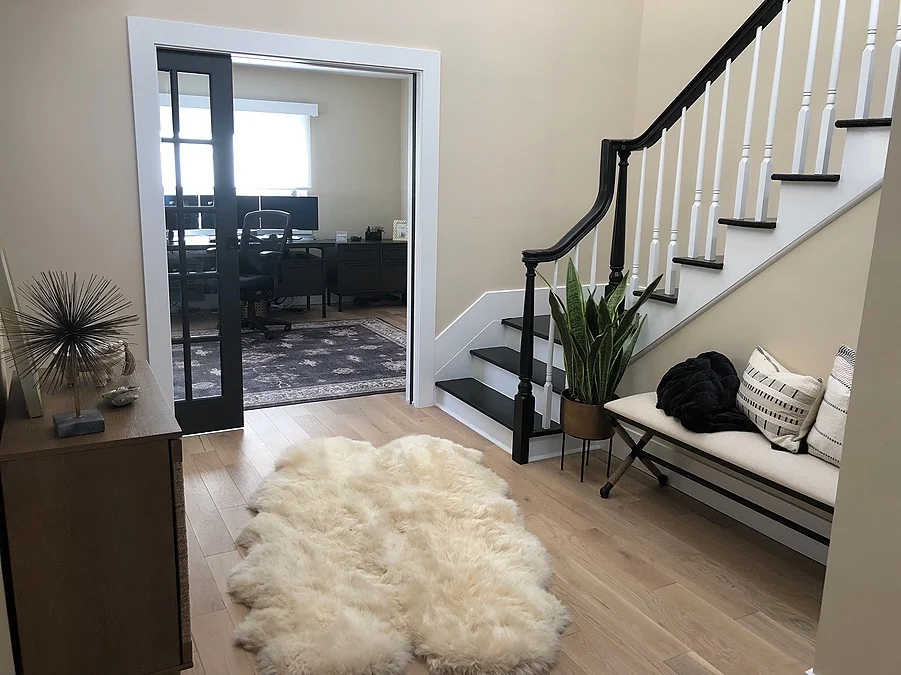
[0,240,43,418]
[336,231,348,243]
[392,220,408,241]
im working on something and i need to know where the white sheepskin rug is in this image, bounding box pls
[226,435,569,675]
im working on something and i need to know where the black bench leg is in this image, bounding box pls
[560,433,566,471]
[600,422,658,499]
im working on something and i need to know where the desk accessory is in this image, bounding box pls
[0,241,43,417]
[365,226,384,241]
[0,271,138,437]
[336,231,349,243]
[392,220,408,241]
[349,235,363,242]
[101,385,141,407]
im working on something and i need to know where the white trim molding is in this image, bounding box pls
[126,17,441,408]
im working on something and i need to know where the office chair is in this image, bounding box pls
[239,210,293,339]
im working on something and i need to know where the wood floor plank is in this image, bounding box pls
[261,407,311,444]
[219,506,254,549]
[185,481,236,557]
[184,641,206,675]
[225,461,264,503]
[206,551,248,625]
[292,413,334,439]
[647,584,807,675]
[183,435,207,455]
[192,610,256,675]
[187,530,225,617]
[307,405,366,439]
[664,651,724,675]
[192,451,246,509]
[736,611,816,665]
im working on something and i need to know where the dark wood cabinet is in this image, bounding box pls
[325,241,407,311]
[0,363,190,674]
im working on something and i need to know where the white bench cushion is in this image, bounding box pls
[605,392,839,508]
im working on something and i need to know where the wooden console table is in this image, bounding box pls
[0,362,191,673]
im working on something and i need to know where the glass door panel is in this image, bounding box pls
[158,50,242,434]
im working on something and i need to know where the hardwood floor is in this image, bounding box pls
[185,394,824,675]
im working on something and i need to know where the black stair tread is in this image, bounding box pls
[502,315,562,345]
[771,173,841,182]
[673,255,724,270]
[471,346,566,394]
[633,287,678,304]
[836,117,892,128]
[719,217,777,229]
[435,378,561,436]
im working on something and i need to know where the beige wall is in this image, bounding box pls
[812,91,901,675]
[230,65,404,240]
[621,192,880,393]
[0,0,644,357]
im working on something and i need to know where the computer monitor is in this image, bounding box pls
[260,196,319,231]
[236,195,261,227]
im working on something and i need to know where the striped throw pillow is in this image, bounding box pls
[736,347,824,453]
[807,345,855,467]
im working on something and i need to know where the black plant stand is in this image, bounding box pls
[560,433,614,483]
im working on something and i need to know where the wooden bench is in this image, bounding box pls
[602,393,838,545]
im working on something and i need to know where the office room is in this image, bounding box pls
[161,56,411,435]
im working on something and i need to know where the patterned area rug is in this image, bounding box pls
[173,318,406,408]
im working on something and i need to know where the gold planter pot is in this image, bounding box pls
[560,390,614,441]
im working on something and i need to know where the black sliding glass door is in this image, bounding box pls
[158,49,243,434]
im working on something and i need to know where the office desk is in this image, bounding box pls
[169,236,407,312]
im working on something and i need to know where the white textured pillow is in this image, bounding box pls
[807,345,855,467]
[736,347,824,453]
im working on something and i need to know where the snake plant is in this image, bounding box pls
[542,261,662,406]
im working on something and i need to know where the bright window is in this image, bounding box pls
[160,97,316,197]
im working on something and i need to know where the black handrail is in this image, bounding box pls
[512,0,794,465]
[522,0,793,266]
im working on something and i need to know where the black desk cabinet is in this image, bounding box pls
[325,241,407,311]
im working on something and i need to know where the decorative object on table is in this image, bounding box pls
[542,260,661,481]
[392,219,408,241]
[0,271,138,438]
[349,235,363,242]
[0,241,43,417]
[807,344,855,467]
[364,225,384,241]
[80,339,137,386]
[736,346,824,453]
[173,318,406,408]
[100,385,141,407]
[335,230,348,243]
[656,351,758,433]
[227,435,568,674]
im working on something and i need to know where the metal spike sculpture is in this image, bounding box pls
[0,272,138,437]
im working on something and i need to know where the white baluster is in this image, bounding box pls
[589,224,600,292]
[665,109,687,296]
[542,260,559,429]
[628,152,649,309]
[885,3,901,116]
[574,242,581,280]
[756,2,789,221]
[735,27,762,219]
[792,0,822,173]
[816,0,847,174]
[688,84,711,258]
[707,59,732,261]
[856,0,881,118]
[648,130,667,286]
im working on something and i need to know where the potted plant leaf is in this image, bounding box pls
[543,260,661,442]
[365,226,384,241]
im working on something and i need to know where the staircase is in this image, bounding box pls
[435,0,897,463]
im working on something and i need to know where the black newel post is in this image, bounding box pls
[512,261,537,465]
[607,148,631,296]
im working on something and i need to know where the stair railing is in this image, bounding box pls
[512,0,897,464]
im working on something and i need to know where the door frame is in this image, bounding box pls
[127,17,441,408]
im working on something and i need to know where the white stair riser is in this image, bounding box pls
[502,325,565,370]
[470,357,562,422]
